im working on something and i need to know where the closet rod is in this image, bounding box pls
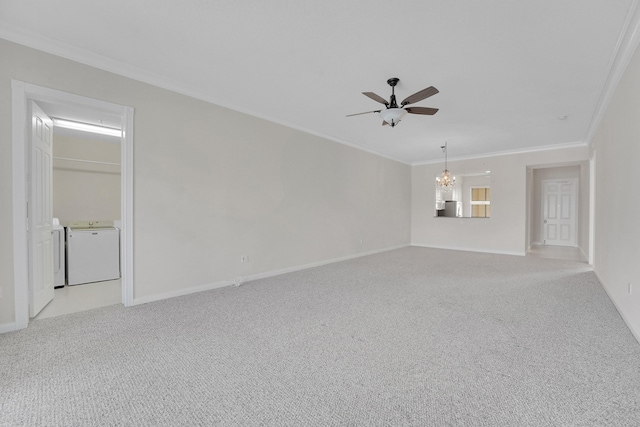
[53,156,121,167]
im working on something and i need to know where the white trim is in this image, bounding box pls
[412,141,588,166]
[0,25,408,166]
[589,151,596,265]
[241,245,408,283]
[121,106,135,307]
[579,247,589,265]
[585,0,640,145]
[0,322,18,334]
[133,280,231,306]
[10,81,134,332]
[133,245,409,306]
[593,272,640,345]
[11,80,29,331]
[410,243,525,257]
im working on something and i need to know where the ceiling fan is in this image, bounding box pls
[347,77,439,127]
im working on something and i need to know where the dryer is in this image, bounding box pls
[66,220,120,286]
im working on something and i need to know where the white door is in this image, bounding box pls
[542,179,577,246]
[28,101,54,317]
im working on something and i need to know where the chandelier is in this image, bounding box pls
[435,142,455,190]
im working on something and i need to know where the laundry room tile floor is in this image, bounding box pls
[34,280,121,320]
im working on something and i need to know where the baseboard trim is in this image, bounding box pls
[133,280,232,306]
[133,244,409,306]
[579,247,590,265]
[0,322,17,334]
[242,245,409,283]
[411,244,525,257]
[593,271,640,345]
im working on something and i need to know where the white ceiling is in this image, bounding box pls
[1,1,637,164]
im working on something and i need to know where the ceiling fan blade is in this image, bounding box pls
[363,92,389,106]
[405,106,439,115]
[346,110,381,117]
[401,86,439,106]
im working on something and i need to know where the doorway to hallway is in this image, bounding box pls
[526,163,590,263]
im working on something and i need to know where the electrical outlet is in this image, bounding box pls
[629,283,633,295]
[240,254,249,263]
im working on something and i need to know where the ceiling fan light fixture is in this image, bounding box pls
[380,108,407,127]
[347,78,438,127]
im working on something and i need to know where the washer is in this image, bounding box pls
[66,220,120,286]
[52,218,66,288]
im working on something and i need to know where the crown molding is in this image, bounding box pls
[411,141,588,166]
[4,11,630,168]
[0,25,410,166]
[584,0,640,144]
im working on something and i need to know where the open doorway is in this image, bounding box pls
[35,121,123,320]
[526,162,590,262]
[11,81,134,330]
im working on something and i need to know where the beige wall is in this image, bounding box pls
[412,145,590,255]
[52,134,121,226]
[592,41,640,340]
[0,39,411,326]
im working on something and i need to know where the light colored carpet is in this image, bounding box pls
[1,247,639,426]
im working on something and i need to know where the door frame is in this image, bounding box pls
[11,80,134,330]
[589,151,596,265]
[541,178,578,247]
